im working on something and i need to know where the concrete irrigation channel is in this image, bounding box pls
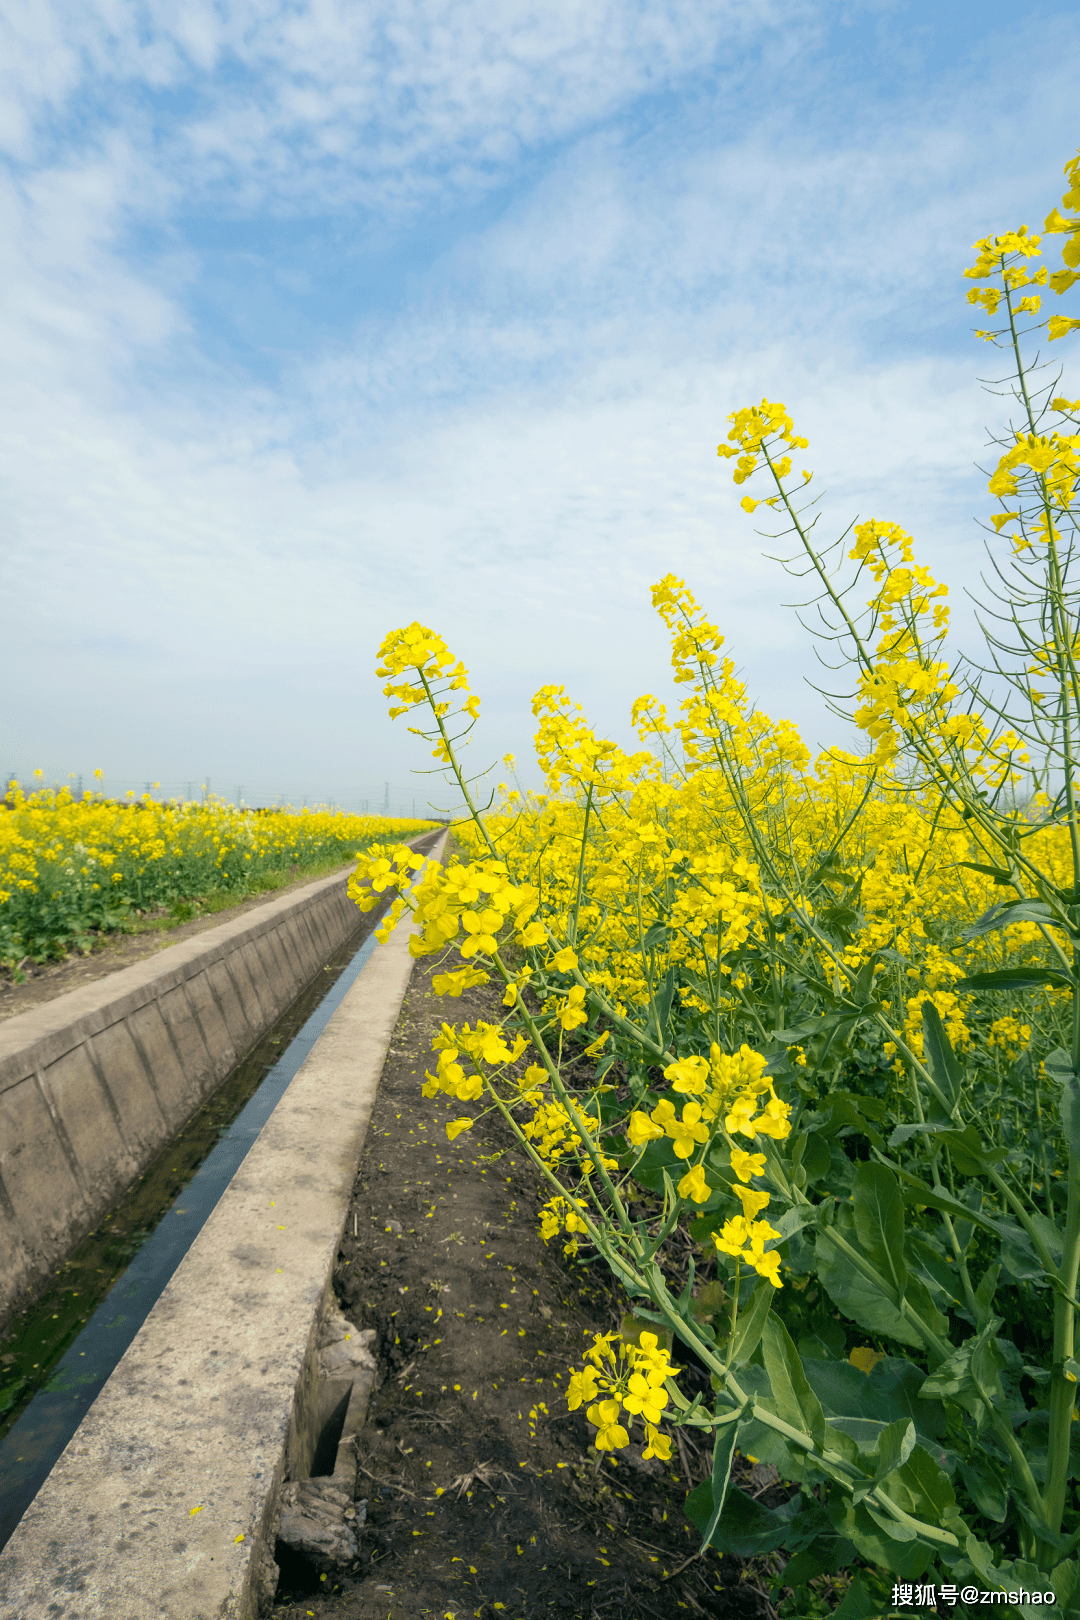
[0,829,447,1619]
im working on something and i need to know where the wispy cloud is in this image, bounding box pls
[2,0,1078,801]
[3,0,803,205]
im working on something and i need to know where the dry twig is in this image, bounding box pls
[447,1460,517,1499]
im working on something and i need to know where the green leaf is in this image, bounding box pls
[827,1091,890,1121]
[767,1022,826,1044]
[797,1321,847,1361]
[695,1407,743,1553]
[955,860,1014,886]
[936,1125,1006,1175]
[963,1533,1011,1592]
[973,1261,1001,1324]
[919,1319,1006,1429]
[963,1548,1080,1614]
[850,1417,916,1505]
[963,898,1057,939]
[1029,1210,1064,1269]
[1045,1048,1075,1083]
[830,1574,882,1619]
[631,1136,683,1193]
[816,1095,886,1151]
[816,1210,947,1352]
[826,1495,934,1579]
[820,904,861,938]
[861,1502,917,1541]
[887,1121,955,1149]
[732,1397,811,1484]
[999,1224,1049,1286]
[803,1355,948,1445]
[1013,1493,1074,1554]
[906,1233,965,1309]
[729,1279,775,1367]
[761,1315,827,1448]
[648,966,676,1046]
[885,1442,960,1528]
[781,1494,840,1553]
[921,1001,964,1108]
[1051,1557,1079,1610]
[800,1132,832,1182]
[954,966,1073,991]
[827,1415,893,1450]
[772,1206,815,1242]
[781,1531,858,1589]
[683,1480,790,1556]
[894,1168,1008,1241]
[852,1163,907,1296]
[959,1455,1009,1522]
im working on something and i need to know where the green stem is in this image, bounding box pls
[1044,1139,1080,1547]
[569,786,594,946]
[419,669,503,862]
[493,951,638,1242]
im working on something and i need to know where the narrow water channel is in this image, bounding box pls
[0,850,433,1553]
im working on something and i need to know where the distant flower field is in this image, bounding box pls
[0,778,438,970]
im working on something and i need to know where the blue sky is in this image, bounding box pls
[2,0,1078,812]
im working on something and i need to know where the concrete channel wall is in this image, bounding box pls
[0,830,446,1620]
[0,837,436,1333]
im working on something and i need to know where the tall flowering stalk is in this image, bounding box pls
[354,152,1080,1607]
[718,150,1080,1566]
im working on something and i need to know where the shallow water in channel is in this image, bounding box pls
[0,879,408,1553]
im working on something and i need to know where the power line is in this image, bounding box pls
[2,771,447,819]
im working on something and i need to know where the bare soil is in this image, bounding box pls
[268,949,784,1620]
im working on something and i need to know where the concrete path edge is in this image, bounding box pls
[0,832,446,1620]
[0,840,435,1333]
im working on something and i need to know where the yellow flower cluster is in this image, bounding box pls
[377,622,470,714]
[361,150,1080,1500]
[375,621,481,764]
[538,1194,590,1255]
[988,1014,1033,1059]
[349,845,538,956]
[961,151,1080,346]
[566,1331,676,1459]
[712,1131,782,1288]
[716,397,810,515]
[625,1045,789,1210]
[1,780,436,967]
[423,1020,529,1109]
[373,579,1070,1152]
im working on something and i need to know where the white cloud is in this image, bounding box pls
[2,0,1078,803]
[2,0,803,209]
[1,324,994,794]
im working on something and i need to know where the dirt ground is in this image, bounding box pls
[0,863,359,1024]
[268,949,785,1620]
